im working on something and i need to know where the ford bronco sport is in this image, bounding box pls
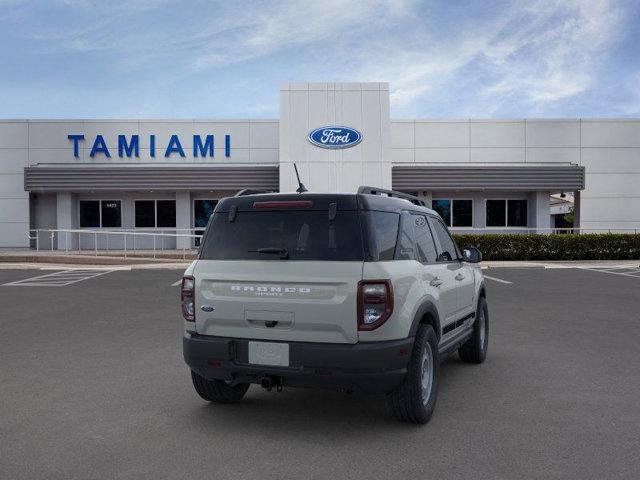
[182,187,487,424]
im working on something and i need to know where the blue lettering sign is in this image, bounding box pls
[90,135,111,158]
[150,135,156,158]
[165,134,185,157]
[67,134,84,157]
[194,135,214,157]
[68,133,232,158]
[118,135,139,157]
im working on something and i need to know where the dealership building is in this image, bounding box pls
[0,82,638,249]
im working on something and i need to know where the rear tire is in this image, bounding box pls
[459,297,489,364]
[387,325,439,424]
[191,370,250,403]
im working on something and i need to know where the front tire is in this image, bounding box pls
[191,370,250,403]
[387,324,439,424]
[459,296,489,363]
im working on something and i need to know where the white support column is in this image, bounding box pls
[279,83,391,193]
[56,192,78,250]
[175,191,191,249]
[531,191,550,233]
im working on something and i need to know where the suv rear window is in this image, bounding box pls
[199,210,365,261]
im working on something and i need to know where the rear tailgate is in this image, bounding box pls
[194,260,362,343]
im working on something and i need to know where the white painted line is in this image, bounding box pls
[171,280,182,286]
[483,275,513,284]
[577,267,640,279]
[2,269,115,287]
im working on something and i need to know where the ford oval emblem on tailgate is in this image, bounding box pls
[200,305,215,312]
[308,126,362,149]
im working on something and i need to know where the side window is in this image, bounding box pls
[395,212,416,260]
[412,214,438,263]
[430,217,459,262]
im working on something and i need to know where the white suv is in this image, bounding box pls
[181,187,488,424]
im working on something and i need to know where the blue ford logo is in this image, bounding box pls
[308,126,362,149]
[200,305,215,312]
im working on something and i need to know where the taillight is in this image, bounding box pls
[181,276,195,322]
[357,280,393,331]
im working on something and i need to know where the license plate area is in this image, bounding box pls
[248,341,290,367]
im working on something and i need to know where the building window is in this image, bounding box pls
[194,199,219,246]
[432,199,473,227]
[507,200,528,227]
[485,199,528,227]
[80,200,122,228]
[134,200,176,228]
[79,201,100,228]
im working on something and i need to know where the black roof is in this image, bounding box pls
[215,191,437,215]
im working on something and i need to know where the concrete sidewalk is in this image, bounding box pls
[0,248,197,266]
[482,260,640,268]
[1,249,638,269]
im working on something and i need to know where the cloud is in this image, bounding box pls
[1,0,633,117]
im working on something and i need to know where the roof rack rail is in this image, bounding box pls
[234,188,273,197]
[357,186,426,207]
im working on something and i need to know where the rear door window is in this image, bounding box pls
[199,210,364,261]
[412,214,438,263]
[429,217,460,262]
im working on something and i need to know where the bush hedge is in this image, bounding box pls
[452,234,640,261]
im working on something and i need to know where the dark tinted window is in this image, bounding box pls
[194,200,217,228]
[452,200,473,227]
[79,201,100,228]
[412,214,437,263]
[199,210,363,261]
[396,212,416,260]
[157,200,176,228]
[365,211,399,261]
[135,201,155,228]
[101,201,121,228]
[508,200,528,227]
[430,217,458,262]
[486,200,506,227]
[432,199,451,226]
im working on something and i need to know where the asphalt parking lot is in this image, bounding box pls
[1,266,639,479]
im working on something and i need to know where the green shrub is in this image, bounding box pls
[452,234,640,261]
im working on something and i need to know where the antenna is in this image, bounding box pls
[293,163,308,193]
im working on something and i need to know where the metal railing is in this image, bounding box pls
[447,227,640,235]
[27,228,202,260]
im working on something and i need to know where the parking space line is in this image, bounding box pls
[577,267,640,279]
[171,280,182,286]
[483,275,513,284]
[2,269,115,287]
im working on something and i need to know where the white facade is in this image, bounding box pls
[0,82,638,248]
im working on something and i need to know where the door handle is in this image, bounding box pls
[430,277,443,287]
[455,273,465,281]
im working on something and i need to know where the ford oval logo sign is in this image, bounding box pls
[308,126,362,149]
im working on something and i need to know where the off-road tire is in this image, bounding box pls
[459,296,489,364]
[191,370,250,403]
[387,324,439,424]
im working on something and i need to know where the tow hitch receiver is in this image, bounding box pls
[260,376,283,392]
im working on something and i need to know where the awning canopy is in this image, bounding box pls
[24,165,279,192]
[392,164,585,192]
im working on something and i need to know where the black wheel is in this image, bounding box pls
[387,324,439,424]
[459,296,489,364]
[190,370,250,403]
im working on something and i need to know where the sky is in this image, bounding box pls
[0,0,639,119]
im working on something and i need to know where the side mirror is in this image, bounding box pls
[462,246,482,263]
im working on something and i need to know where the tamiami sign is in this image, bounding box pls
[67,134,231,158]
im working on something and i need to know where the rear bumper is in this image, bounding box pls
[183,332,413,394]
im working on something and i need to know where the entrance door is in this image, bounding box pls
[193,199,218,246]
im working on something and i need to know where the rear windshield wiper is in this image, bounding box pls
[248,247,290,259]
